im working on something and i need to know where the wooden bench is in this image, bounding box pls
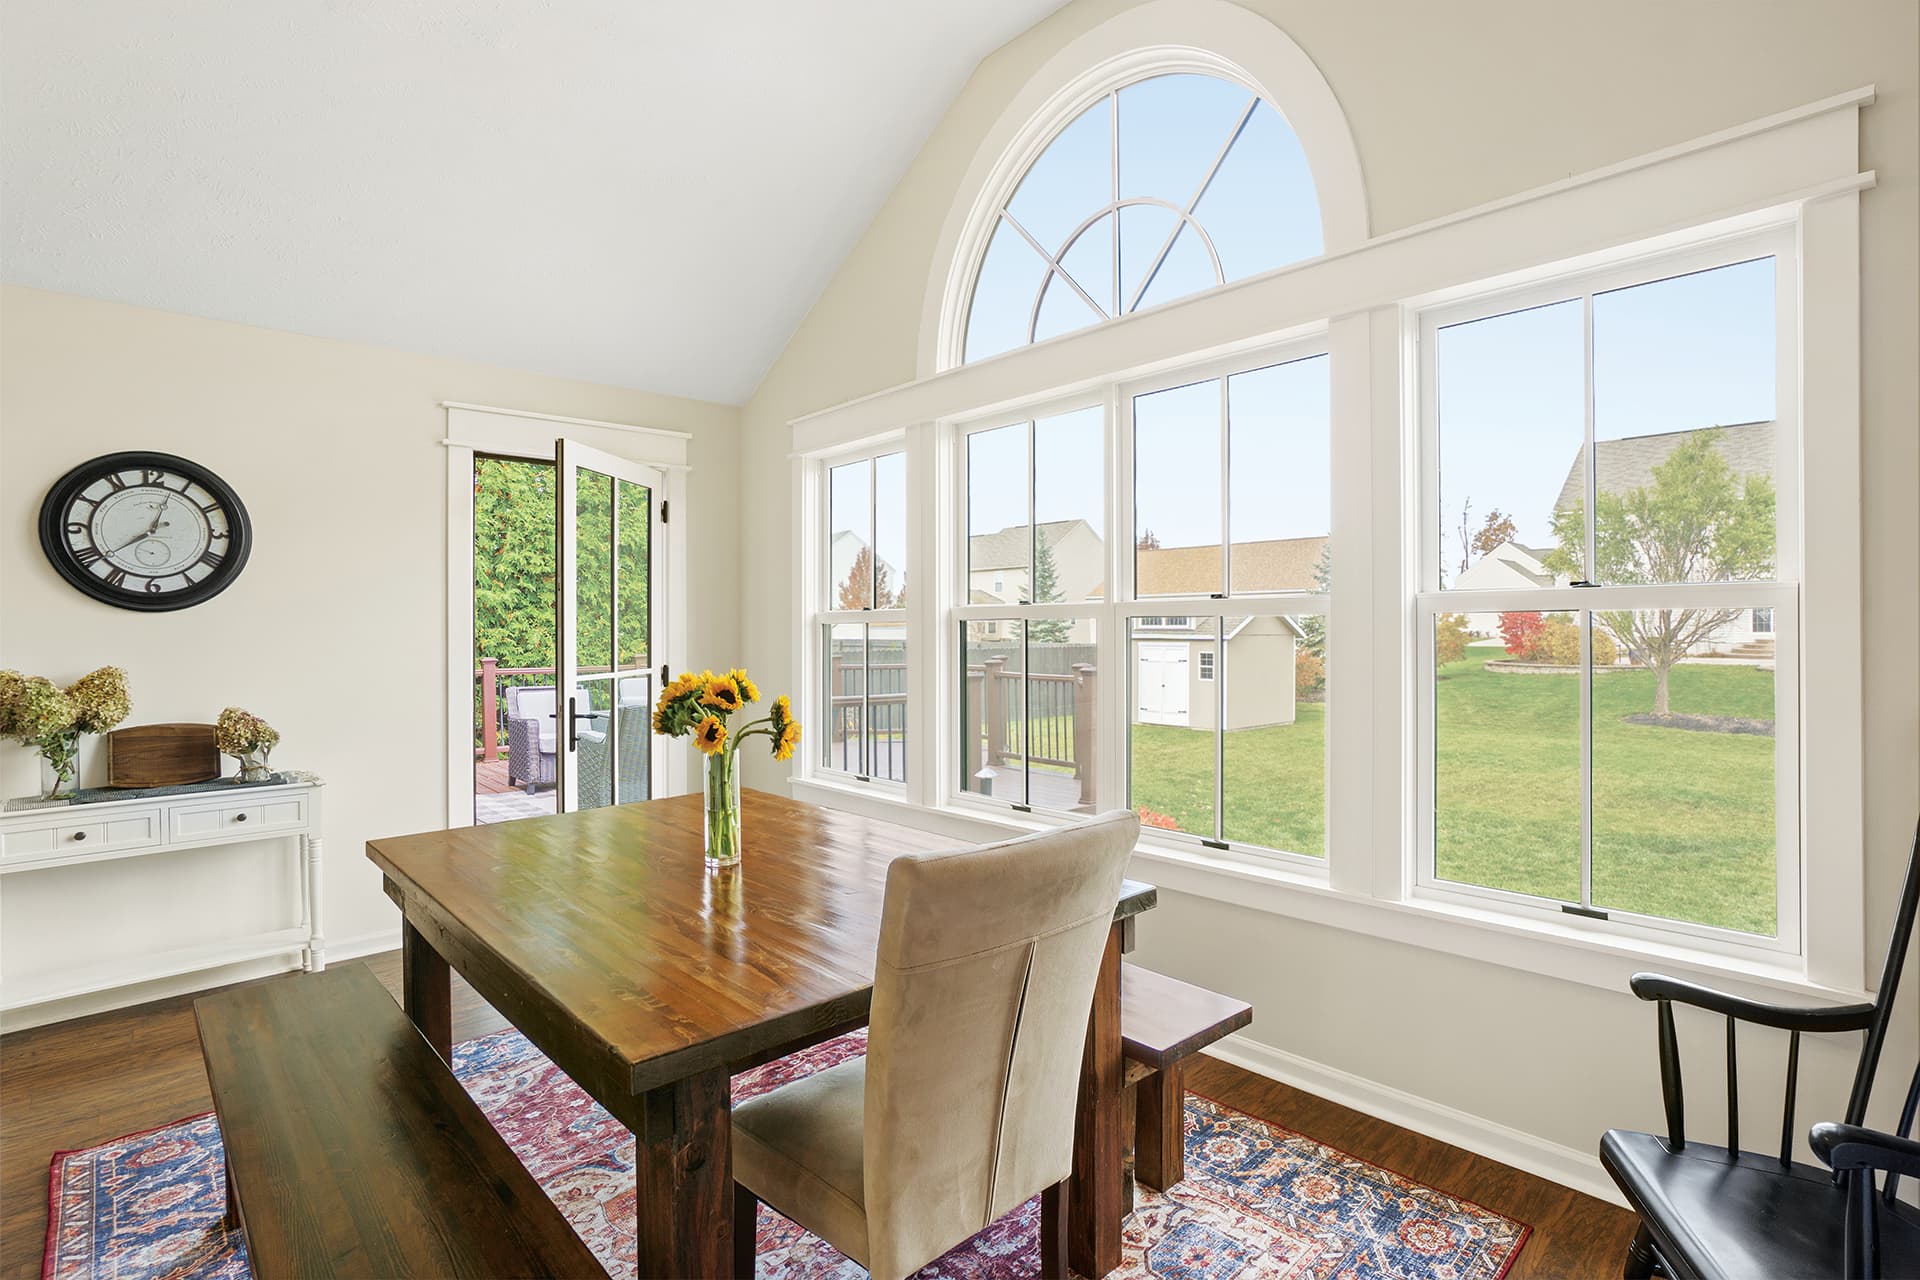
[1121,963,1253,1191]
[195,962,606,1279]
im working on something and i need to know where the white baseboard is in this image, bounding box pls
[1204,1031,1630,1209]
[0,928,401,1033]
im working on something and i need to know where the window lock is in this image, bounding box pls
[1561,903,1608,921]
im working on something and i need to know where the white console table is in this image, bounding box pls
[0,776,324,1013]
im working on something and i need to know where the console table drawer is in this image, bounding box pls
[171,793,309,842]
[0,809,163,864]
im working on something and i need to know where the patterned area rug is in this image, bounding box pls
[45,1027,1528,1279]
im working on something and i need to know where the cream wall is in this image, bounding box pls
[738,0,1920,1186]
[0,286,741,1027]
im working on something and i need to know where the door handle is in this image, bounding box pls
[567,697,606,751]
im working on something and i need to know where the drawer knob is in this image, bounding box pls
[234,812,248,823]
[72,830,87,841]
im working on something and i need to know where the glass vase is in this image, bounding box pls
[703,746,741,867]
[38,731,81,800]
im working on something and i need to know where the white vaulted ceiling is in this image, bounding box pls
[1,1,1066,403]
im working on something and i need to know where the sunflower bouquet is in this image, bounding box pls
[0,666,131,799]
[652,668,800,864]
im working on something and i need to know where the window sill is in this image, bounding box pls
[787,774,1870,1009]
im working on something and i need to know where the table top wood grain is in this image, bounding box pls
[367,789,1155,1100]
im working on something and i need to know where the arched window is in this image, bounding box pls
[962,73,1323,363]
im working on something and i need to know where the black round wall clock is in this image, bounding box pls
[38,451,253,612]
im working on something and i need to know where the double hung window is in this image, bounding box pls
[1417,234,1797,944]
[818,450,909,783]
[1123,351,1331,858]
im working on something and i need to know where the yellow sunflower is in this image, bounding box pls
[693,715,728,755]
[728,668,760,703]
[769,694,793,734]
[701,676,743,713]
[774,720,802,761]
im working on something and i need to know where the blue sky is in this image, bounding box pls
[1438,256,1776,566]
[864,76,1778,594]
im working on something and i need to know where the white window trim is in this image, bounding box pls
[1409,228,1804,956]
[442,404,692,826]
[804,440,912,792]
[919,0,1370,378]
[789,88,1874,1000]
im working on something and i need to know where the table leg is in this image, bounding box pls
[401,917,452,1064]
[1135,1061,1184,1190]
[1069,921,1124,1279]
[627,1066,733,1279]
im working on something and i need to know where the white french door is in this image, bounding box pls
[556,437,668,813]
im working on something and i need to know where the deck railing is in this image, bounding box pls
[825,657,1098,801]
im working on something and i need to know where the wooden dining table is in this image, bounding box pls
[366,788,1157,1280]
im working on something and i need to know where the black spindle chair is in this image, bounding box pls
[1601,820,1920,1279]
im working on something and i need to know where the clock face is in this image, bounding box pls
[38,452,252,611]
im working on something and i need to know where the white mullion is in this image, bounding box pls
[1773,589,1803,953]
[1579,609,1594,911]
[1218,374,1232,594]
[908,421,941,807]
[1118,594,1329,619]
[1579,292,1596,911]
[818,608,906,626]
[954,601,1097,623]
[1213,616,1225,842]
[1419,581,1793,614]
[1099,384,1125,817]
[1114,382,1138,818]
[1582,292,1597,584]
[1109,91,1121,318]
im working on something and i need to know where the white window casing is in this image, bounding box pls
[787,81,1874,1003]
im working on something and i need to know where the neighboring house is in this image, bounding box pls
[1454,422,1778,654]
[1135,534,1326,597]
[1452,542,1556,637]
[965,518,1104,643]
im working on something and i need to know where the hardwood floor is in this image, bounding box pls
[2,955,1638,1280]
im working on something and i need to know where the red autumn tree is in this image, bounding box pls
[1499,611,1545,657]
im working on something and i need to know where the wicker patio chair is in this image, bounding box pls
[505,685,558,795]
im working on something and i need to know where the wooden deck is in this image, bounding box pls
[474,757,519,795]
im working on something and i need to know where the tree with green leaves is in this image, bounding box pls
[1024,529,1070,644]
[1544,435,1773,716]
[472,456,650,673]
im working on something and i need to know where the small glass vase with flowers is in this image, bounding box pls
[215,707,280,782]
[651,669,800,866]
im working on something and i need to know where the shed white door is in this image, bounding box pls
[1136,642,1190,726]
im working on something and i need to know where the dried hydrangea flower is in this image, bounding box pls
[67,667,131,735]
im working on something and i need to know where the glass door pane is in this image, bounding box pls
[557,438,661,813]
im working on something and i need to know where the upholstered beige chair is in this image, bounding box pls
[731,811,1140,1280]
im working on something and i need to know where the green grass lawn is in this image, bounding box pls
[1129,646,1779,935]
[1131,705,1327,857]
